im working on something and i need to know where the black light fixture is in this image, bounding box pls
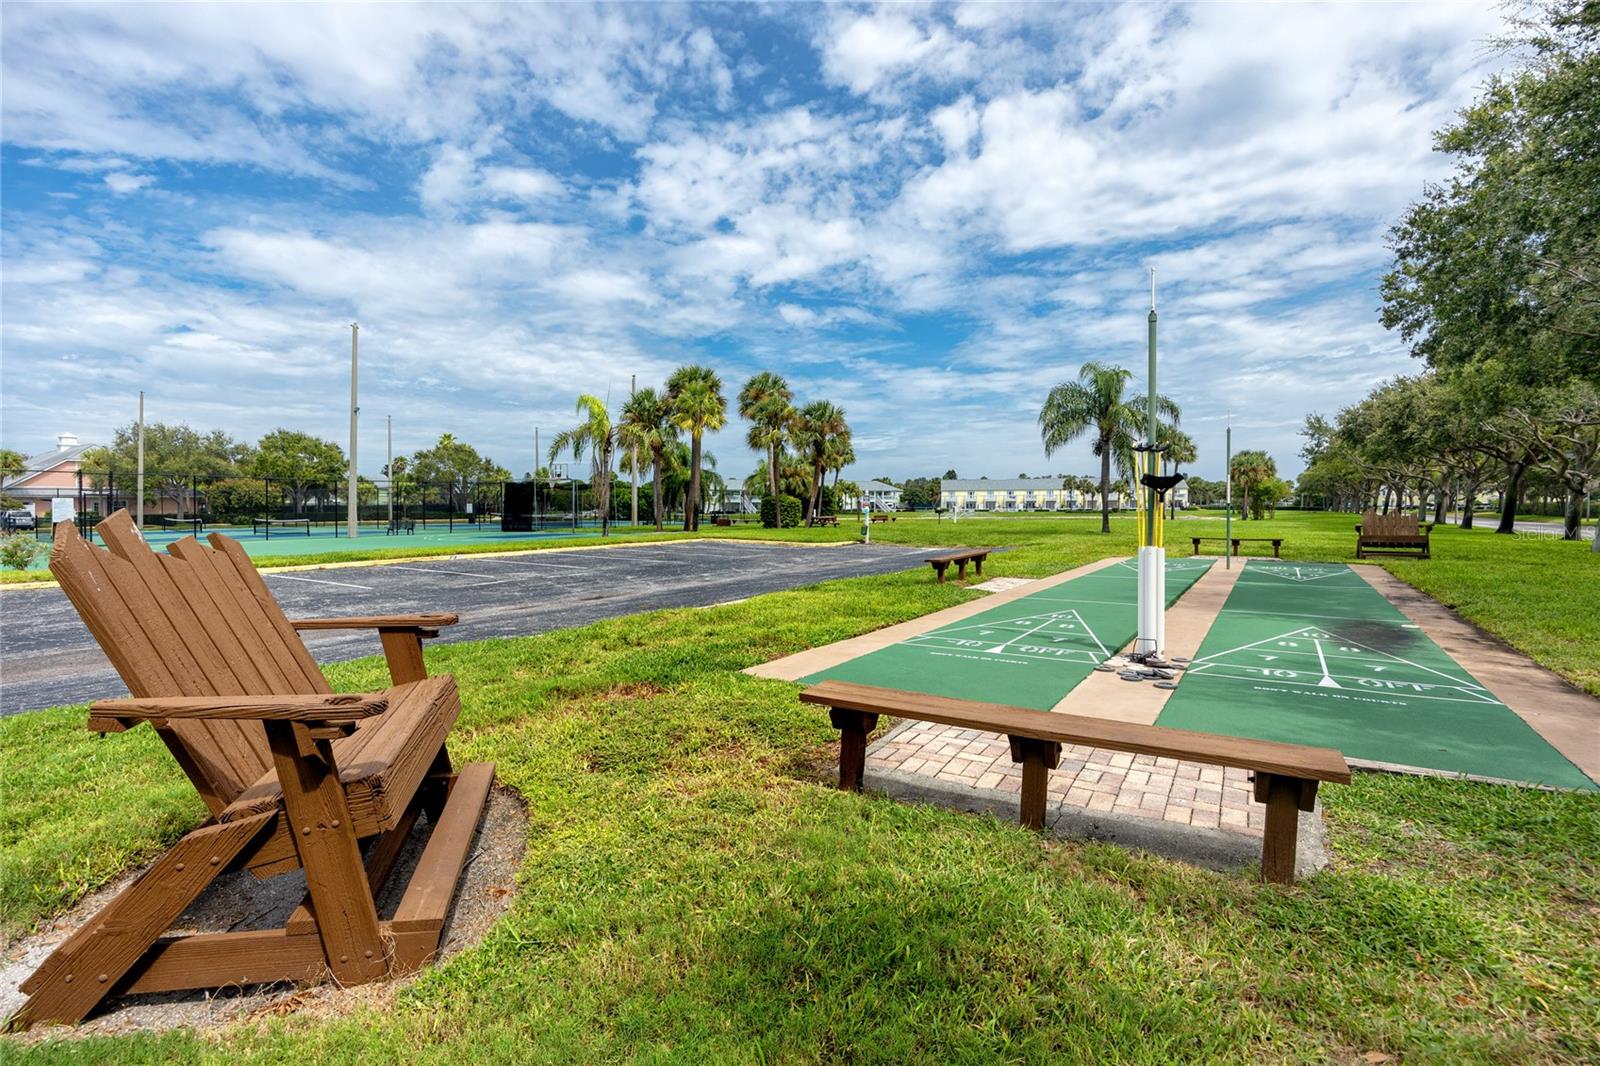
[1134,442,1186,502]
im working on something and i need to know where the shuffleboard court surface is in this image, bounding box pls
[802,557,1214,709]
[1156,561,1596,790]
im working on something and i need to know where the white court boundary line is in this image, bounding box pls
[1185,624,1502,705]
[902,607,1111,664]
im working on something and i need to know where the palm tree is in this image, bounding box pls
[1158,426,1198,518]
[795,400,849,521]
[1039,361,1179,533]
[548,394,618,537]
[738,372,793,520]
[619,387,676,532]
[666,365,726,532]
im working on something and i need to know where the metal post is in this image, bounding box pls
[134,391,146,533]
[1134,269,1164,658]
[1225,418,1233,570]
[630,374,639,527]
[386,414,393,531]
[347,323,360,538]
[534,426,541,530]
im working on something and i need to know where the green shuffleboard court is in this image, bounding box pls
[1156,561,1596,790]
[803,557,1214,709]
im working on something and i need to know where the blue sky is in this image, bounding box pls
[1,2,1504,481]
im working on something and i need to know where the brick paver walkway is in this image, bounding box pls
[868,719,1265,836]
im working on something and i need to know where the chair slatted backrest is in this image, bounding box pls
[50,510,332,814]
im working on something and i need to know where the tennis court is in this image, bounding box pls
[1155,561,1596,789]
[802,557,1214,708]
[15,519,619,568]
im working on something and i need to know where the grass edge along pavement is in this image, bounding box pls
[2,529,1600,1061]
[800,556,1214,708]
[1156,560,1597,791]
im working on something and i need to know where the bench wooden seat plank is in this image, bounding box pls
[926,548,993,583]
[801,680,1349,885]
[1355,511,1432,559]
[1191,536,1283,558]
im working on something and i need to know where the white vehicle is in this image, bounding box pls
[3,508,37,531]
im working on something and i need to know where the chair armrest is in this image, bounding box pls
[89,692,388,728]
[290,613,459,632]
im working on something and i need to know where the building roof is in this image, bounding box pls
[860,480,900,493]
[942,478,1063,492]
[12,433,98,484]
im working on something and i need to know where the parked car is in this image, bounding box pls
[3,508,37,531]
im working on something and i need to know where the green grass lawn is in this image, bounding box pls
[3,513,1598,1062]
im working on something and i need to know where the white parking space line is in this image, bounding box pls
[387,564,504,579]
[267,574,373,590]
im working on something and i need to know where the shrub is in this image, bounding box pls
[0,533,44,571]
[760,495,803,528]
[818,484,838,516]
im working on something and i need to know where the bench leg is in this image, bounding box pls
[1008,737,1062,830]
[974,557,983,577]
[1255,772,1304,885]
[1273,541,1281,558]
[830,709,879,792]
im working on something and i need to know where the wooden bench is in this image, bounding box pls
[713,517,732,527]
[1355,511,1432,559]
[387,518,416,535]
[871,514,895,523]
[808,514,839,527]
[927,547,991,582]
[801,681,1350,885]
[1191,536,1283,558]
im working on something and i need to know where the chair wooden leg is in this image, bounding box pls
[1009,737,1062,830]
[420,743,455,823]
[829,708,879,792]
[10,811,275,1029]
[265,722,387,985]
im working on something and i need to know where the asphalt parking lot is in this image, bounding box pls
[0,540,942,715]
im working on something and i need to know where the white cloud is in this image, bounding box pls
[1,3,1513,482]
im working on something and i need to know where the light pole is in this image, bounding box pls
[386,414,393,531]
[347,323,359,538]
[1225,415,1233,570]
[135,391,145,533]
[630,373,639,527]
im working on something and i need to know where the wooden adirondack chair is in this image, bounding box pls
[9,510,495,1030]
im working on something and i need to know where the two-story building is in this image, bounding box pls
[840,480,902,511]
[939,478,1187,513]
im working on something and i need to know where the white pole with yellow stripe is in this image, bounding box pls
[1134,270,1165,658]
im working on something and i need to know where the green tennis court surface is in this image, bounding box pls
[1156,561,1596,790]
[803,557,1214,709]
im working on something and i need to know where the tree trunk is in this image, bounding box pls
[652,457,664,533]
[1459,478,1479,529]
[1496,461,1528,534]
[1098,449,1111,534]
[686,433,702,532]
[1563,486,1581,540]
[768,441,780,515]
